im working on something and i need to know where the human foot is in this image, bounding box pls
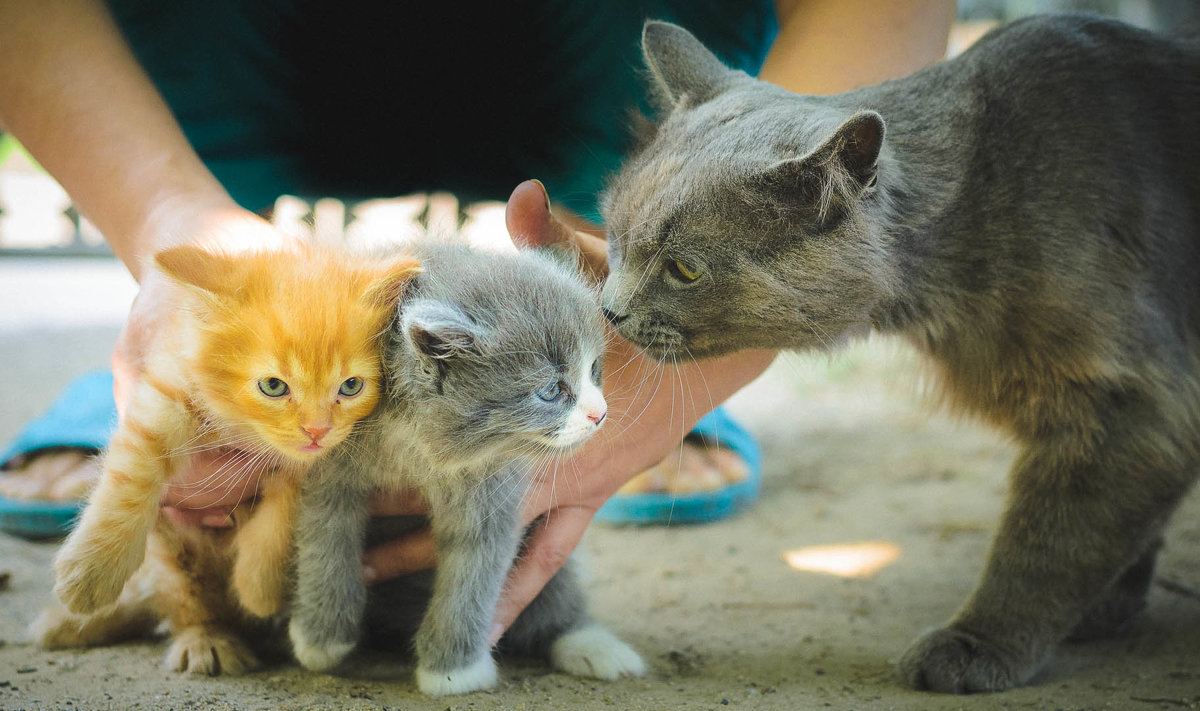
[0,449,98,501]
[619,439,749,495]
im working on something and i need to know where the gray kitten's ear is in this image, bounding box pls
[759,111,885,217]
[402,300,480,361]
[642,21,738,107]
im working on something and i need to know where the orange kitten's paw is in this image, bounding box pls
[232,556,287,619]
[53,533,142,614]
[165,627,260,676]
[29,605,87,649]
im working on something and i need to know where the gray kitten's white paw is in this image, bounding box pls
[551,624,646,680]
[165,626,260,676]
[416,654,499,695]
[898,626,1033,693]
[288,618,354,672]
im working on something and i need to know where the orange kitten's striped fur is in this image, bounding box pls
[35,243,419,672]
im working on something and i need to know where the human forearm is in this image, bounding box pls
[0,0,237,278]
[763,0,954,94]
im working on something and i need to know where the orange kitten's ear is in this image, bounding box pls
[154,245,249,297]
[362,256,423,310]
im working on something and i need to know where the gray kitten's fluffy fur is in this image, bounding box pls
[288,243,644,695]
[602,16,1200,694]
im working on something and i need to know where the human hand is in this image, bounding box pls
[109,202,299,525]
[359,180,775,646]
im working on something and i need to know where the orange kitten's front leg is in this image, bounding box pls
[54,378,190,614]
[231,474,301,618]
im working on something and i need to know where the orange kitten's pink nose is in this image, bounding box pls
[587,408,607,425]
[302,424,331,442]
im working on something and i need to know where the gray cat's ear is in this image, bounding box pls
[642,21,738,107]
[402,300,480,362]
[810,111,885,188]
[759,111,885,218]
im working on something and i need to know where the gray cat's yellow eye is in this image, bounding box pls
[339,377,364,397]
[537,380,564,402]
[669,259,702,282]
[258,377,289,398]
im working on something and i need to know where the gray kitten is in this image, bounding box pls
[601,17,1200,694]
[288,242,645,695]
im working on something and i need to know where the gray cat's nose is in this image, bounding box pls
[601,308,625,327]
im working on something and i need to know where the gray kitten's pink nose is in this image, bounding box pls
[587,408,607,425]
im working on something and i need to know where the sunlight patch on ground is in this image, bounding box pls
[782,541,901,578]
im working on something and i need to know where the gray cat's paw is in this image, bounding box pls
[899,626,1033,693]
[165,626,260,676]
[416,654,499,696]
[550,624,646,680]
[288,617,355,672]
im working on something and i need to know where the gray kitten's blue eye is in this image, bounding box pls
[339,377,364,397]
[590,358,602,385]
[258,377,289,398]
[536,380,564,402]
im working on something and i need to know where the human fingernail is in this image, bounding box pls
[531,179,550,213]
[487,623,504,647]
[362,565,377,584]
[202,514,229,527]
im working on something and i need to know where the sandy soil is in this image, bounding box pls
[2,323,1198,711]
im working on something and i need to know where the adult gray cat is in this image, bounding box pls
[601,16,1200,694]
[288,242,644,695]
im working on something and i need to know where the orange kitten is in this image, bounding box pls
[37,243,418,672]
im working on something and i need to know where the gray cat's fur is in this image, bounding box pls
[288,242,644,695]
[601,16,1200,694]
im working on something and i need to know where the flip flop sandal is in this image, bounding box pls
[0,371,116,539]
[593,406,762,526]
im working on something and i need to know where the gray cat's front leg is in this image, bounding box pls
[1067,536,1161,642]
[414,475,523,695]
[288,463,372,672]
[899,428,1193,693]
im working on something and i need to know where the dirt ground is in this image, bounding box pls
[2,267,1198,711]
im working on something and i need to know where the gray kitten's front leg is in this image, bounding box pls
[899,423,1193,693]
[288,457,372,671]
[414,472,524,695]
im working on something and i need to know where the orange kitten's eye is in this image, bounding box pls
[339,377,364,397]
[258,377,289,398]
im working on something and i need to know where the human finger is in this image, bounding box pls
[162,504,236,528]
[361,525,438,584]
[367,488,430,516]
[505,179,609,280]
[159,448,270,510]
[489,506,593,646]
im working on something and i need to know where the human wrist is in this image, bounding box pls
[123,190,283,281]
